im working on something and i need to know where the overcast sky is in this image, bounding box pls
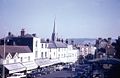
[0,0,120,39]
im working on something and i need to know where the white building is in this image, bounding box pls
[0,45,36,76]
[78,44,96,57]
[0,23,79,77]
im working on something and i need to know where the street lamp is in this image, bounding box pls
[2,37,6,78]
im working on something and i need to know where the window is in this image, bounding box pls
[41,52,43,58]
[50,54,51,59]
[14,59,16,63]
[64,48,66,51]
[45,52,47,58]
[54,52,55,56]
[58,54,60,58]
[6,59,9,64]
[35,51,38,58]
[6,54,10,64]
[21,57,23,62]
[28,56,30,61]
[36,41,38,47]
[41,44,43,48]
[45,44,47,48]
[58,48,60,52]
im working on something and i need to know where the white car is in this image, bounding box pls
[55,65,64,71]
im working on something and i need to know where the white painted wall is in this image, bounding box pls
[18,53,33,63]
[0,37,79,69]
[39,43,49,59]
[33,37,41,59]
[79,45,96,57]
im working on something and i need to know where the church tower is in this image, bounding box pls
[51,18,56,42]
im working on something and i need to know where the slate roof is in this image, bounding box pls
[41,39,47,43]
[0,45,31,58]
[48,41,67,48]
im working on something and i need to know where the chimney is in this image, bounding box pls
[108,37,112,44]
[71,40,74,45]
[32,33,36,37]
[46,38,49,43]
[61,39,63,43]
[65,39,68,44]
[21,29,25,37]
[8,32,11,36]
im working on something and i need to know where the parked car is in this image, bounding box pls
[55,65,64,71]
[63,64,70,70]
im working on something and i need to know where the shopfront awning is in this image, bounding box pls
[35,59,51,67]
[35,59,61,67]
[50,59,61,65]
[4,63,26,74]
[22,61,38,70]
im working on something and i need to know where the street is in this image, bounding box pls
[36,70,74,78]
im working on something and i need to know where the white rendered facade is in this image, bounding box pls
[78,45,96,57]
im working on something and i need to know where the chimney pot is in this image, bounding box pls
[8,32,11,36]
[21,29,25,37]
[32,33,36,37]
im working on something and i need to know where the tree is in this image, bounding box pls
[85,54,94,60]
[112,37,120,59]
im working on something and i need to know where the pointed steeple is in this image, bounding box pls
[51,17,56,41]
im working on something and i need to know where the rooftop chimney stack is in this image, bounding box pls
[108,37,112,44]
[32,33,36,37]
[65,39,68,44]
[21,29,25,37]
[46,38,49,43]
[8,32,11,36]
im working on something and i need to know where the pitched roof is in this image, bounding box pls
[41,39,47,43]
[0,45,31,58]
[48,42,67,48]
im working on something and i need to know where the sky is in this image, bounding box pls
[0,0,120,39]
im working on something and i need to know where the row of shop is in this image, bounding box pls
[0,59,61,77]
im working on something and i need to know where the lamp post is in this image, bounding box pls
[2,37,6,78]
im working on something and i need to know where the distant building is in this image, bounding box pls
[77,44,96,57]
[95,38,116,58]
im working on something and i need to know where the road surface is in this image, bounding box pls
[36,70,74,78]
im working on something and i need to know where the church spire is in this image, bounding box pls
[52,17,56,41]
